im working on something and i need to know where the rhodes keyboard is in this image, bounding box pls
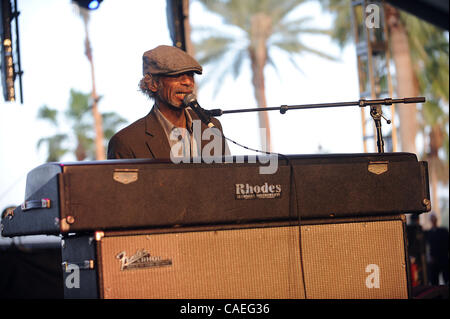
[1,153,430,236]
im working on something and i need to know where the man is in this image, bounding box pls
[107,45,228,160]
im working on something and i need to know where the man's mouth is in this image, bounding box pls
[175,91,192,100]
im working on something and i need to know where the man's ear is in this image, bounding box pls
[145,74,159,93]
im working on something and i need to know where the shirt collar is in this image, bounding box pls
[154,104,194,136]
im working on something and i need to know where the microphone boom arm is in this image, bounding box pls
[205,96,425,154]
[207,97,425,116]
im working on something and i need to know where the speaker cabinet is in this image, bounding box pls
[84,215,409,299]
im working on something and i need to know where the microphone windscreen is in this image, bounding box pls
[183,93,197,106]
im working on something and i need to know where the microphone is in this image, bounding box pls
[183,93,215,128]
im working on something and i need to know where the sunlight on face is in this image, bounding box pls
[156,72,195,109]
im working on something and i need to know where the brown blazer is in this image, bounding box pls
[107,106,228,160]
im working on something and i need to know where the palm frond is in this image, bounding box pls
[37,105,58,126]
[196,0,246,30]
[266,54,283,80]
[102,112,128,140]
[272,16,313,33]
[271,40,337,61]
[36,87,127,162]
[37,133,69,162]
[231,48,247,79]
[269,0,309,26]
[193,0,340,99]
[66,88,91,120]
[317,0,353,47]
[194,36,236,65]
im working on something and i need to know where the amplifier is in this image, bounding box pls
[62,215,410,299]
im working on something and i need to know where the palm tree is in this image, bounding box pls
[318,0,419,152]
[72,2,105,160]
[37,133,70,163]
[319,0,449,225]
[405,14,449,225]
[37,89,127,162]
[192,0,336,151]
[384,4,420,154]
[318,0,447,155]
[422,98,449,225]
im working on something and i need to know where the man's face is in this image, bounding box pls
[155,72,195,109]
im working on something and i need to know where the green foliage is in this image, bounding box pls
[37,105,58,126]
[37,134,69,163]
[193,0,336,95]
[319,0,449,170]
[66,88,91,120]
[402,13,449,172]
[37,89,127,162]
[317,0,353,47]
[197,0,307,31]
[102,112,127,141]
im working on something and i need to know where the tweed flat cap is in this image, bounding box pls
[143,45,202,76]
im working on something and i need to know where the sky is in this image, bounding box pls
[1,0,425,242]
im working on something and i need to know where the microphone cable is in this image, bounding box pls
[184,94,308,297]
[207,123,309,299]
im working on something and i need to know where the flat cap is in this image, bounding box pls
[143,45,202,76]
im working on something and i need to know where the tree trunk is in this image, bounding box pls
[249,13,272,152]
[428,124,444,226]
[385,5,419,154]
[88,54,105,161]
[75,139,87,161]
[82,12,105,160]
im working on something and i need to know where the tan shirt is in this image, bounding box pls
[153,105,199,158]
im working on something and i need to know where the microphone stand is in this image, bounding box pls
[206,97,425,154]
